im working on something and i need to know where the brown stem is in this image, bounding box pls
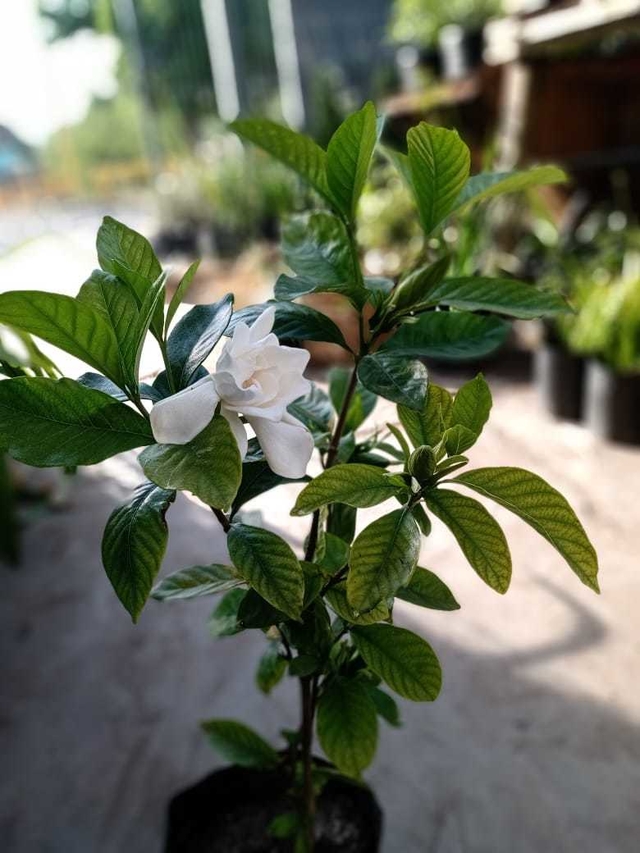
[325,365,359,469]
[210,506,231,532]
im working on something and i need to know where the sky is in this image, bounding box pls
[0,0,120,147]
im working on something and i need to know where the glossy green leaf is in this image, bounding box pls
[388,256,450,313]
[227,523,304,619]
[325,583,390,626]
[396,566,460,610]
[238,589,285,630]
[292,464,407,516]
[407,123,470,235]
[358,352,428,411]
[452,166,567,214]
[101,482,175,621]
[208,588,246,637]
[166,294,233,388]
[327,101,378,220]
[0,291,125,386]
[131,271,167,382]
[381,311,509,361]
[427,277,569,319]
[228,301,348,349]
[287,384,333,437]
[152,564,241,601]
[316,532,350,574]
[0,377,152,467]
[398,382,453,449]
[317,677,378,777]
[327,503,357,544]
[347,509,420,613]
[426,487,511,593]
[256,642,287,694]
[232,460,305,517]
[201,719,278,768]
[352,624,442,701]
[77,372,127,401]
[165,260,200,333]
[139,415,242,510]
[453,467,599,591]
[230,118,331,201]
[96,216,164,340]
[451,374,492,439]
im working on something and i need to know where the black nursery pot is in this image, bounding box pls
[584,359,640,445]
[165,764,383,853]
[535,341,585,421]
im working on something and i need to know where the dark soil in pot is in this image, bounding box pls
[535,342,585,421]
[165,764,382,853]
[584,359,640,445]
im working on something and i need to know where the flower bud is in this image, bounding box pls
[407,445,437,482]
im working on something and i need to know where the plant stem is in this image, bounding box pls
[300,676,317,851]
[325,364,359,469]
[210,506,231,532]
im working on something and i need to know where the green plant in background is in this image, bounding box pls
[0,104,598,850]
[389,0,503,48]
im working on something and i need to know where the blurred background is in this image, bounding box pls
[2,1,640,851]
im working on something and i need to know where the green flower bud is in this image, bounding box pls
[407,445,437,482]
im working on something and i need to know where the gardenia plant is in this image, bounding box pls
[0,104,598,851]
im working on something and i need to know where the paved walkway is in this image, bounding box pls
[2,371,640,852]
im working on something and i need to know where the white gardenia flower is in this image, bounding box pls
[150,307,314,479]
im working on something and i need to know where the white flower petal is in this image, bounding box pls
[150,376,219,445]
[248,306,276,342]
[248,412,314,479]
[221,406,248,459]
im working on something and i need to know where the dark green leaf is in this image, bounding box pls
[201,719,278,768]
[289,655,321,677]
[453,467,599,592]
[407,123,470,235]
[358,353,428,411]
[288,384,333,436]
[396,566,460,610]
[326,583,390,626]
[231,118,331,202]
[232,460,305,517]
[227,523,304,619]
[398,383,453,448]
[352,624,442,701]
[165,260,200,333]
[77,372,127,401]
[316,532,350,574]
[0,291,125,386]
[347,509,420,613]
[227,301,349,349]
[256,642,287,694]
[327,101,378,220]
[166,294,233,389]
[427,277,569,319]
[139,415,242,510]
[238,589,285,629]
[0,377,152,467]
[382,311,509,361]
[101,482,175,621]
[452,166,567,214]
[317,677,378,777]
[426,487,511,593]
[327,503,357,544]
[208,588,246,637]
[367,686,402,727]
[292,464,407,516]
[388,256,450,313]
[152,564,241,601]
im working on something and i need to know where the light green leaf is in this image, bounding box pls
[426,487,511,593]
[451,374,492,439]
[201,719,278,768]
[292,464,407,516]
[131,271,166,383]
[396,566,460,610]
[0,377,152,467]
[443,424,478,456]
[452,166,567,214]
[228,300,349,349]
[152,564,241,601]
[327,101,378,220]
[426,277,569,319]
[352,624,442,701]
[101,482,175,621]
[399,382,453,449]
[139,415,242,510]
[256,642,287,695]
[383,146,412,186]
[325,583,390,626]
[328,367,377,431]
[382,311,509,361]
[230,117,331,202]
[165,260,200,333]
[347,509,420,613]
[407,123,470,235]
[166,294,233,388]
[453,467,599,592]
[77,269,139,387]
[227,523,304,619]
[96,216,164,340]
[208,588,246,637]
[317,677,378,777]
[358,352,428,411]
[0,291,125,386]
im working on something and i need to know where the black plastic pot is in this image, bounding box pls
[584,359,640,445]
[165,764,383,853]
[535,342,585,421]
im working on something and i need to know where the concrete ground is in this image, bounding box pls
[2,369,640,853]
